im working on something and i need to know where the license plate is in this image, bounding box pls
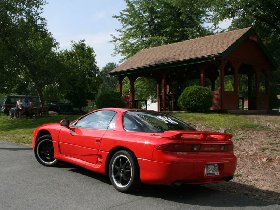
[205,164,219,176]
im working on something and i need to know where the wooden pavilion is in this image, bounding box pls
[110,27,276,112]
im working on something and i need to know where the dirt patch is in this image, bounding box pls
[234,129,280,191]
[195,115,280,204]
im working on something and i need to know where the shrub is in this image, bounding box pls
[178,85,212,112]
[95,91,125,108]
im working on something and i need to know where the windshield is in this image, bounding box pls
[123,111,195,133]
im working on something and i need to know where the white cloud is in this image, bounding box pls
[57,32,113,49]
[93,11,107,22]
[79,32,113,46]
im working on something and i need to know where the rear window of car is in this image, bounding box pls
[123,111,195,133]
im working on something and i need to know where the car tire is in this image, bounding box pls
[34,135,58,167]
[109,150,140,193]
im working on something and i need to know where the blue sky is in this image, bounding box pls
[43,0,126,69]
[43,1,231,69]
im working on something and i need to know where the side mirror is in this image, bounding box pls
[60,119,70,128]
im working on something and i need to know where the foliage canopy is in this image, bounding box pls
[58,40,100,108]
[112,0,212,58]
[0,0,59,105]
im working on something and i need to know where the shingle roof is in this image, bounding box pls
[110,27,252,75]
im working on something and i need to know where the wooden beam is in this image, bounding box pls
[199,64,206,87]
[161,73,167,111]
[118,76,124,96]
[128,76,136,108]
[255,68,259,110]
[232,61,241,110]
[157,80,161,112]
[219,60,227,110]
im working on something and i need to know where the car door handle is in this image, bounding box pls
[95,138,101,142]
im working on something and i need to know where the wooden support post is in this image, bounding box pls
[200,65,206,87]
[219,60,226,110]
[265,69,269,95]
[118,76,124,96]
[255,69,259,110]
[157,80,161,112]
[161,74,167,111]
[248,73,252,97]
[232,61,241,110]
[129,76,136,108]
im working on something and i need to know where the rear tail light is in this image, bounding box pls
[167,133,232,141]
[156,143,194,152]
[224,134,233,141]
[206,135,225,141]
[180,134,206,140]
[200,144,233,152]
[156,143,233,152]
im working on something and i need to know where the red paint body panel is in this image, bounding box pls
[58,127,106,164]
[32,108,237,186]
[139,153,236,184]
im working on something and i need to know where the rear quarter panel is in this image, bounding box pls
[100,130,161,160]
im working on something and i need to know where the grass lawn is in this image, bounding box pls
[173,112,271,132]
[0,112,278,145]
[0,114,77,145]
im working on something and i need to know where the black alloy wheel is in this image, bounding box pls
[34,135,58,166]
[109,150,140,193]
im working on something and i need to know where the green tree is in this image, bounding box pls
[95,91,125,108]
[112,0,212,58]
[99,62,118,92]
[211,0,280,34]
[0,0,60,106]
[95,62,119,107]
[59,40,101,109]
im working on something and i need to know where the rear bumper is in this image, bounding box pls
[138,153,237,185]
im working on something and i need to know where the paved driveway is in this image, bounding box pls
[0,141,279,210]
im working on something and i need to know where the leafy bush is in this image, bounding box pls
[178,85,212,112]
[95,91,125,108]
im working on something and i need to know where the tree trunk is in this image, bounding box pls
[35,86,45,107]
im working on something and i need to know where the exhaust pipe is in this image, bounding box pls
[223,176,233,182]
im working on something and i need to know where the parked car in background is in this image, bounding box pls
[47,102,85,115]
[1,95,41,116]
[33,108,237,193]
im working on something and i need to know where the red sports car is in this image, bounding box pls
[32,108,237,192]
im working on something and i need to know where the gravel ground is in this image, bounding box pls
[195,115,280,204]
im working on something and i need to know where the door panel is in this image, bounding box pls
[58,127,106,164]
[58,110,117,164]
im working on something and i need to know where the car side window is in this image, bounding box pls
[123,113,143,132]
[75,110,116,130]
